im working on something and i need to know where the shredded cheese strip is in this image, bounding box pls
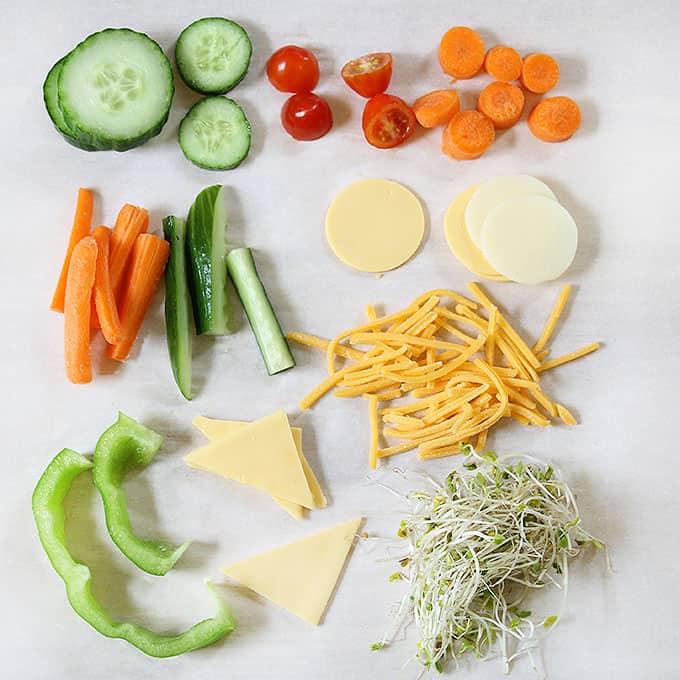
[538,342,601,372]
[295,284,599,466]
[533,285,572,353]
[368,396,379,469]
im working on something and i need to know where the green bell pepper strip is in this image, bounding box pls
[92,412,190,576]
[32,448,236,657]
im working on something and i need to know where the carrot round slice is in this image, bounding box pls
[442,110,495,160]
[413,89,460,128]
[520,53,560,93]
[439,27,485,79]
[64,237,98,384]
[484,46,522,82]
[477,81,525,129]
[528,96,581,142]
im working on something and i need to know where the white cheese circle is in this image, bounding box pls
[325,178,425,273]
[480,194,578,284]
[465,175,557,248]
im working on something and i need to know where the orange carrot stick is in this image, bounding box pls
[520,53,560,94]
[484,46,522,82]
[108,234,170,362]
[51,188,93,312]
[528,96,581,142]
[442,110,495,160]
[439,26,485,79]
[109,204,149,298]
[64,237,98,384]
[413,89,460,128]
[477,81,525,129]
[92,226,122,345]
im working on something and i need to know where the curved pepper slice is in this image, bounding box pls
[93,412,190,576]
[32,448,236,657]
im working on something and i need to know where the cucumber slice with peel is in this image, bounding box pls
[58,28,174,151]
[186,185,231,336]
[175,18,252,94]
[43,58,101,151]
[179,97,251,170]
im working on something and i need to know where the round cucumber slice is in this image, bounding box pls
[43,57,102,151]
[58,28,174,152]
[175,18,252,94]
[179,97,251,170]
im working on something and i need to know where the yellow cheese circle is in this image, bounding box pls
[443,184,508,281]
[325,178,425,273]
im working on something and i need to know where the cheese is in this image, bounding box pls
[222,517,363,625]
[479,195,578,285]
[464,174,557,248]
[192,416,327,515]
[443,184,508,281]
[184,411,315,508]
[325,178,425,273]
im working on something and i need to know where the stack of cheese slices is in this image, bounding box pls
[444,175,578,284]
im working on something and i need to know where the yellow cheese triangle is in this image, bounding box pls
[185,411,314,508]
[222,517,363,625]
[192,416,327,511]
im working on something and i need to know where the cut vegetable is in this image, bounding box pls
[222,518,362,625]
[179,97,251,170]
[325,178,425,273]
[186,185,230,335]
[108,234,170,361]
[93,413,190,575]
[480,194,578,284]
[341,52,393,98]
[476,81,525,129]
[51,188,94,312]
[58,28,174,151]
[184,411,315,508]
[441,110,495,160]
[439,26,485,79]
[32,448,235,657]
[412,89,460,128]
[528,96,581,142]
[226,248,295,375]
[175,17,252,94]
[443,184,508,281]
[43,58,99,150]
[109,204,149,298]
[64,236,97,383]
[91,226,122,345]
[465,175,557,248]
[163,216,193,400]
[483,45,522,82]
[520,53,560,93]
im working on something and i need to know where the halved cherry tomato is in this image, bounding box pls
[281,93,333,141]
[362,93,416,148]
[341,52,393,98]
[267,45,320,93]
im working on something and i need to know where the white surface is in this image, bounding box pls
[1,1,679,679]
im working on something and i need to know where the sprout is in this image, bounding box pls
[378,445,605,673]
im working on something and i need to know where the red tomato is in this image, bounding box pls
[266,45,320,93]
[341,52,393,98]
[362,93,416,148]
[281,93,333,141]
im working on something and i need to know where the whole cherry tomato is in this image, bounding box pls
[362,93,416,148]
[267,45,320,93]
[341,52,393,98]
[281,93,333,141]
